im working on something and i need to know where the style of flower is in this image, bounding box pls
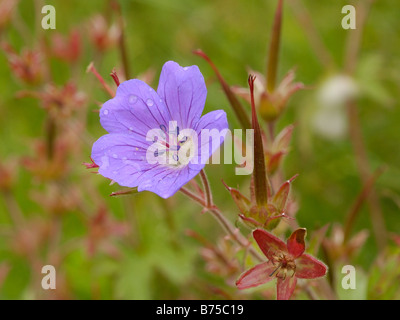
[91,61,228,198]
[236,228,327,300]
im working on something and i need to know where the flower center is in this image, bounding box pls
[269,253,296,280]
[153,124,194,167]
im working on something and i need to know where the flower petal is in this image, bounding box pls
[136,165,200,199]
[295,254,327,279]
[253,229,287,260]
[191,109,229,167]
[277,275,297,300]
[91,133,153,188]
[157,61,207,129]
[236,261,276,289]
[287,228,306,258]
[100,79,170,135]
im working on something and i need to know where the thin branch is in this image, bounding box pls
[87,62,115,98]
[343,166,386,243]
[287,0,335,69]
[199,169,213,208]
[346,100,387,249]
[179,187,264,262]
[344,0,375,74]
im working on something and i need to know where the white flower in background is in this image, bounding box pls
[312,74,359,140]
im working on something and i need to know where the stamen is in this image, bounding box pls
[269,262,282,277]
[278,269,287,280]
[154,124,190,167]
[154,149,165,157]
[170,145,180,151]
[169,126,180,136]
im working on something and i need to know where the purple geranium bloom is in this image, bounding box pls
[91,61,228,198]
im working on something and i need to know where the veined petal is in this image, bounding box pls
[277,275,297,300]
[253,229,287,260]
[236,261,276,290]
[137,165,200,199]
[295,254,328,279]
[157,61,207,129]
[100,79,170,135]
[287,228,306,258]
[192,109,229,167]
[91,133,152,188]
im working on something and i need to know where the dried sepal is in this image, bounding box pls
[222,180,251,216]
[272,174,298,214]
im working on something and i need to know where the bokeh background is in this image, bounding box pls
[0,0,399,299]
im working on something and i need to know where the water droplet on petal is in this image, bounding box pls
[103,109,109,115]
[101,155,109,169]
[112,153,118,159]
[183,67,189,71]
[146,99,154,107]
[128,95,137,105]
[214,112,222,120]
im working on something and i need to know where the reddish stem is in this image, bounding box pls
[87,62,115,98]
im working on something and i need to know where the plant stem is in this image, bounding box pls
[179,186,264,262]
[343,166,385,244]
[117,13,131,80]
[109,0,131,79]
[346,100,387,249]
[180,186,205,206]
[266,0,283,92]
[87,62,115,98]
[344,0,375,74]
[199,169,213,208]
[193,49,251,130]
[287,0,334,69]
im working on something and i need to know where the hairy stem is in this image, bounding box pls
[180,187,263,262]
[199,169,213,208]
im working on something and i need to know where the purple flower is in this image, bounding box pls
[91,61,228,198]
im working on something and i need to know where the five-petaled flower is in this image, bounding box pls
[236,228,327,300]
[91,61,228,198]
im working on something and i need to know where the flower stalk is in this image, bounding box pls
[249,75,269,207]
[193,49,251,130]
[266,0,283,92]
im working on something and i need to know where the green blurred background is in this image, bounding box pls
[0,0,399,299]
